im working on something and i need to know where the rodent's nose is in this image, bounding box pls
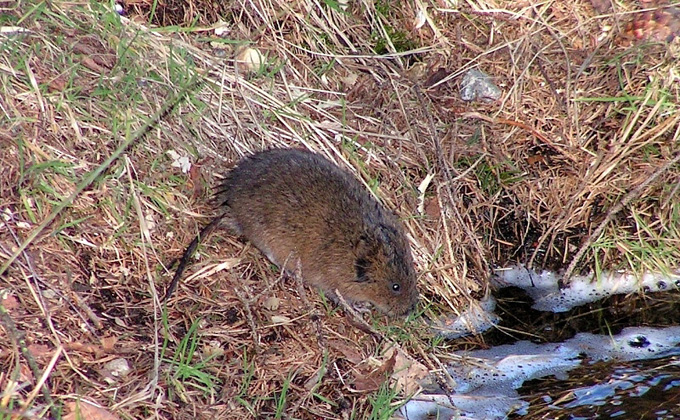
[399,299,418,317]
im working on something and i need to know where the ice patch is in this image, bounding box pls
[448,340,581,395]
[434,266,679,338]
[398,326,680,420]
[430,295,499,339]
[493,265,680,312]
[401,393,528,420]
[571,327,680,362]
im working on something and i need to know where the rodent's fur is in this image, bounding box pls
[165,148,418,316]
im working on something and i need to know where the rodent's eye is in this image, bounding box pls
[391,283,401,293]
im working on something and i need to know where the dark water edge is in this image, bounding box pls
[488,288,680,346]
[516,358,680,419]
[489,289,680,419]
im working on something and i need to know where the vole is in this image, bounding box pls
[165,148,418,316]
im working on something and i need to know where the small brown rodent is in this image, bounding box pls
[165,148,418,316]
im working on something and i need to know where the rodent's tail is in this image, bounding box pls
[163,216,223,303]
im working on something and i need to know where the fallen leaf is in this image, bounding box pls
[270,315,292,324]
[527,155,546,166]
[27,344,51,359]
[19,363,33,382]
[1,293,19,310]
[339,70,358,88]
[328,339,363,364]
[189,162,205,197]
[414,4,428,30]
[81,56,106,73]
[424,68,449,88]
[100,336,117,352]
[214,21,229,37]
[72,37,116,69]
[352,351,397,392]
[235,47,264,73]
[424,197,440,220]
[587,0,611,13]
[0,26,29,35]
[386,347,430,395]
[417,172,435,216]
[64,400,120,420]
[100,358,131,384]
[64,342,100,354]
[263,296,280,311]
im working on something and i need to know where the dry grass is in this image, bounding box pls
[1,0,680,418]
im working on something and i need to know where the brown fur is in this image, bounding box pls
[167,148,418,316]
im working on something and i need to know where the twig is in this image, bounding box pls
[562,151,680,283]
[461,111,579,163]
[23,345,63,411]
[0,76,203,279]
[333,289,386,339]
[234,287,261,354]
[293,260,326,351]
[0,220,98,335]
[0,302,60,419]
[69,290,103,330]
[126,156,161,399]
[414,86,491,275]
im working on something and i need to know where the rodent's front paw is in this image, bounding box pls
[351,301,373,314]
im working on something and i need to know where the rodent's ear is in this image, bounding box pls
[354,257,370,283]
[354,233,377,259]
[354,233,377,283]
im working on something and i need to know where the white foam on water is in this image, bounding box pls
[399,326,680,420]
[412,265,680,419]
[430,295,500,339]
[492,265,680,313]
[434,266,679,339]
